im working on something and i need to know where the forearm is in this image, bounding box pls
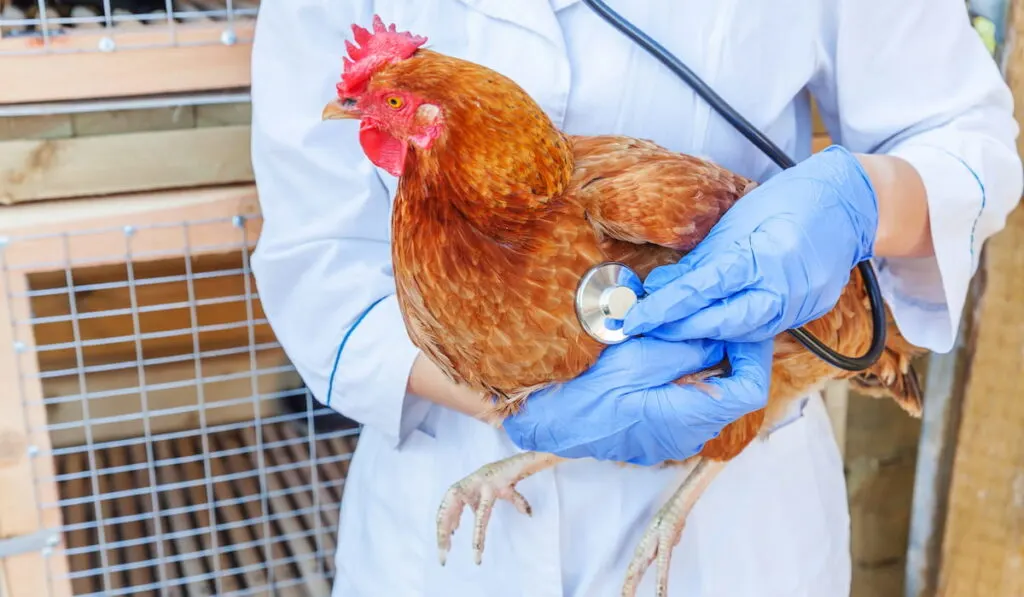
[856,154,934,259]
[407,353,501,424]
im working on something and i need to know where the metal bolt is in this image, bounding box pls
[221,29,237,46]
[123,225,136,237]
[232,215,245,228]
[45,534,59,547]
[26,445,38,458]
[13,341,25,354]
[98,36,115,52]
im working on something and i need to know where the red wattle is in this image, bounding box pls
[358,122,408,177]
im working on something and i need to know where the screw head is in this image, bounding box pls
[98,36,115,52]
[27,445,39,458]
[13,341,26,354]
[221,29,237,45]
[232,215,245,228]
[123,225,135,237]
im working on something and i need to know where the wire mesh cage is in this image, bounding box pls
[0,188,358,597]
[0,0,259,104]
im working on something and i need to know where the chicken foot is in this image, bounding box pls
[621,457,727,597]
[436,451,565,566]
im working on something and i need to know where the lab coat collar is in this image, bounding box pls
[456,0,577,47]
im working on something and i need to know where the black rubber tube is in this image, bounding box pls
[582,0,886,371]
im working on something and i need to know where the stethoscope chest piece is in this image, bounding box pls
[575,262,644,345]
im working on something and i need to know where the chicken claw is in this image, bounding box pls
[621,458,726,597]
[436,451,563,566]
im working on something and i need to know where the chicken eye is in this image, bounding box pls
[386,96,404,109]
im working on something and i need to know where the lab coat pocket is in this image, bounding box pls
[336,427,439,596]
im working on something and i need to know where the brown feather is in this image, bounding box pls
[371,48,926,467]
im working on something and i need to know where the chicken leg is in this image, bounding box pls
[621,457,727,597]
[436,451,566,565]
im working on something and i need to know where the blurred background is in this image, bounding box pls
[0,1,1020,597]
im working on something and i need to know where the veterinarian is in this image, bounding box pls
[248,1,1022,595]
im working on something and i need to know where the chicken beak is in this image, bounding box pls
[322,98,361,121]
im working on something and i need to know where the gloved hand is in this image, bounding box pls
[622,145,879,343]
[501,337,772,466]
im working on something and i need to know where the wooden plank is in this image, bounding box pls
[936,211,1024,597]
[822,380,849,457]
[94,450,127,595]
[0,273,72,597]
[845,385,923,597]
[175,437,243,594]
[152,441,215,597]
[0,115,73,142]
[0,184,259,236]
[933,1,1024,594]
[125,443,178,594]
[60,452,101,596]
[238,429,332,597]
[195,103,251,128]
[0,125,253,205]
[0,23,255,104]
[212,432,304,597]
[27,251,275,373]
[905,299,979,597]
[71,106,197,137]
[44,349,301,448]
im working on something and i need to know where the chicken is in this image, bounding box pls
[321,16,928,597]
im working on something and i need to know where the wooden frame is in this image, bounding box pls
[0,100,254,205]
[0,184,266,597]
[0,21,255,105]
[904,1,1024,595]
[0,124,253,205]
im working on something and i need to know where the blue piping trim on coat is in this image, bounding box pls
[325,294,390,407]
[889,287,948,312]
[930,146,987,263]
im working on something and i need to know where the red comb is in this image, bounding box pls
[338,15,428,96]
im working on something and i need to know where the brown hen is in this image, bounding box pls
[321,16,927,597]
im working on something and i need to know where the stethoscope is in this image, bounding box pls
[574,0,887,372]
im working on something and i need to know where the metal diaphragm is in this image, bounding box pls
[574,262,645,345]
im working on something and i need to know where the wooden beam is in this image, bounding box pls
[822,380,850,457]
[44,348,302,448]
[70,106,196,136]
[935,209,1024,597]
[904,287,979,597]
[0,184,258,234]
[0,272,71,597]
[0,125,253,205]
[0,23,255,104]
[927,1,1024,594]
[0,115,73,142]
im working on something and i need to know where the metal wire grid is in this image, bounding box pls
[0,0,260,54]
[1,214,357,597]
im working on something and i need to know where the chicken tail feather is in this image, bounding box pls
[849,362,924,418]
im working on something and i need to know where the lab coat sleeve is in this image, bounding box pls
[808,0,1023,353]
[249,0,431,447]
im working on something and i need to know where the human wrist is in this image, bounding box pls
[816,145,880,264]
[854,152,933,258]
[408,353,496,423]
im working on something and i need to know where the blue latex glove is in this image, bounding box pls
[502,337,772,466]
[622,145,879,343]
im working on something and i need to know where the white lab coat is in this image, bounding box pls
[248,1,1022,595]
